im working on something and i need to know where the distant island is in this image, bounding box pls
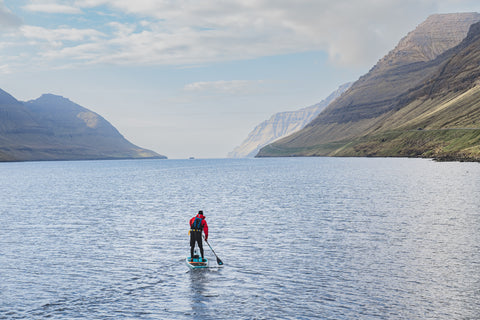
[258,13,480,162]
[0,90,166,162]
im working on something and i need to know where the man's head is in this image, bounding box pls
[198,210,204,216]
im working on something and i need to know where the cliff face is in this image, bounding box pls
[228,83,351,158]
[375,13,480,69]
[311,13,480,127]
[0,91,166,161]
[258,13,480,161]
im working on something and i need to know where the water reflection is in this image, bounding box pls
[188,270,209,319]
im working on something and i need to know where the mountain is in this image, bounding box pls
[228,83,351,158]
[0,91,166,161]
[258,13,480,161]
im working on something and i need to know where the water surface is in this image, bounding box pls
[0,158,479,319]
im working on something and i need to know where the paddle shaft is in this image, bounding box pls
[204,236,224,265]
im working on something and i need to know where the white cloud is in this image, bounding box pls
[23,1,83,14]
[184,80,265,95]
[0,63,12,74]
[0,0,22,28]
[20,25,104,42]
[104,1,449,66]
[3,0,480,70]
[40,42,106,64]
[70,0,440,66]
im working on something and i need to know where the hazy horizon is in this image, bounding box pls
[1,0,479,158]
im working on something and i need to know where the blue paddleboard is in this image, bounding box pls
[185,256,209,269]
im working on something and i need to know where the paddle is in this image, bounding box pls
[204,236,224,265]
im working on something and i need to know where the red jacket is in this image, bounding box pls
[190,214,208,240]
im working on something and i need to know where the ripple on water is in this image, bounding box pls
[0,158,479,319]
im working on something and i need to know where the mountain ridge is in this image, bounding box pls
[257,13,480,161]
[0,90,166,161]
[228,82,351,158]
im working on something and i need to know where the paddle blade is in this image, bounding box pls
[204,237,224,265]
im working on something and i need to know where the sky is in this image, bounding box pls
[0,1,479,159]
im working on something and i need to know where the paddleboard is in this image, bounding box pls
[185,256,209,269]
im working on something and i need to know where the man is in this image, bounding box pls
[189,210,208,261]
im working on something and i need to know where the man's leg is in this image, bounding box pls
[190,232,195,259]
[198,234,204,260]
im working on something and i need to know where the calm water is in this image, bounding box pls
[0,157,479,319]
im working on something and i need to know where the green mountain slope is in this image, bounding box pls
[258,13,480,161]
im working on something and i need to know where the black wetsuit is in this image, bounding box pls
[190,229,204,259]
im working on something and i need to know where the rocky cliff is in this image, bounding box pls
[375,13,480,69]
[0,90,166,161]
[228,83,351,158]
[258,13,480,161]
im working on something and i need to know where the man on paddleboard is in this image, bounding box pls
[189,210,208,261]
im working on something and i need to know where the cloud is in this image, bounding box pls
[0,25,105,69]
[22,1,83,14]
[2,0,479,70]
[21,25,104,42]
[71,0,441,67]
[184,80,265,95]
[0,1,22,29]
[0,64,12,74]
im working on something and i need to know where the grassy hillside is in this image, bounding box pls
[258,15,480,161]
[260,86,480,161]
